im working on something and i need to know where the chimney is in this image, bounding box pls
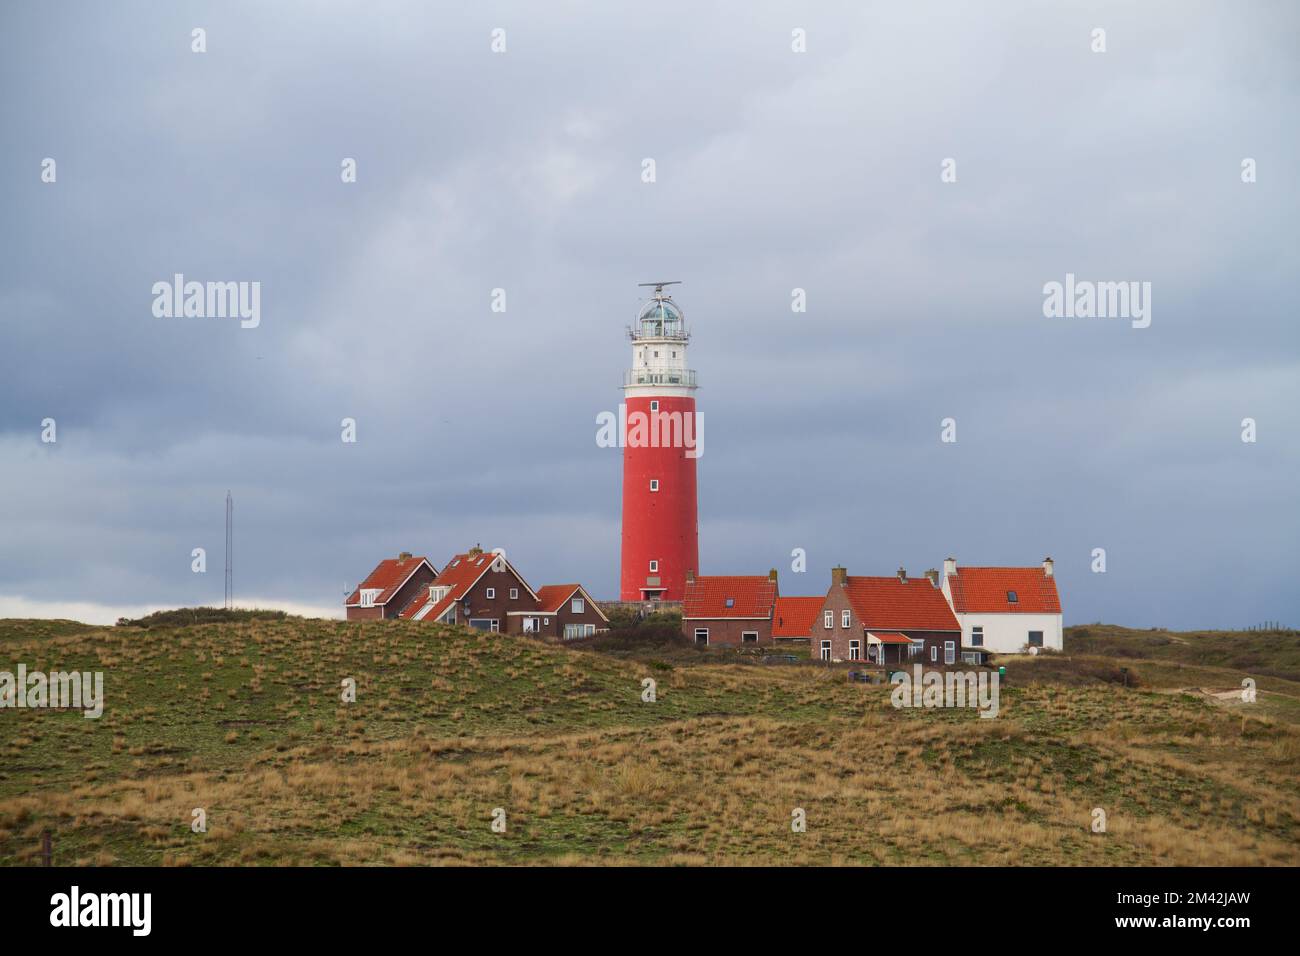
[468,543,483,557]
[768,568,778,583]
[831,566,847,586]
[686,568,696,583]
[897,567,907,583]
[1043,556,1054,577]
[398,551,412,562]
[943,556,957,578]
[925,568,939,587]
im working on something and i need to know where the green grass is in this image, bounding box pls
[1,617,1297,866]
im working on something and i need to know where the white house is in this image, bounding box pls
[940,557,1063,654]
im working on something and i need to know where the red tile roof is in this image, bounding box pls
[867,631,913,645]
[946,567,1061,614]
[772,596,824,637]
[345,555,433,607]
[535,585,580,614]
[683,575,777,619]
[399,551,502,621]
[842,576,960,632]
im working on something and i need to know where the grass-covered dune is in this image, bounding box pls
[0,617,1297,865]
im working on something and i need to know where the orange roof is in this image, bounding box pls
[346,555,433,607]
[772,596,824,637]
[868,631,913,645]
[535,584,580,614]
[842,576,960,632]
[946,567,1061,614]
[683,575,777,619]
[400,551,502,621]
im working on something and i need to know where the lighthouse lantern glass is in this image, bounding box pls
[636,298,684,338]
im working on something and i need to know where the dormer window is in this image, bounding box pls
[359,588,382,607]
[1007,590,1018,603]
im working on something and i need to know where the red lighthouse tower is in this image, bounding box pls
[619,282,700,601]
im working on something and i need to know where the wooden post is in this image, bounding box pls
[41,829,51,867]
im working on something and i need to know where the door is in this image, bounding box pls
[820,640,831,661]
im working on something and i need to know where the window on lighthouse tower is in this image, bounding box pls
[650,479,659,492]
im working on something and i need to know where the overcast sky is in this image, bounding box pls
[1,1,1297,627]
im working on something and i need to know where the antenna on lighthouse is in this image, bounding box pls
[637,280,681,296]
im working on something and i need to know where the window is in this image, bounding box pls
[1028,630,1044,647]
[824,611,833,628]
[849,640,860,660]
[469,619,499,632]
[971,626,984,647]
[742,631,758,643]
[543,617,550,626]
[650,479,659,492]
[695,628,709,645]
[841,609,851,628]
[509,588,518,600]
[909,639,924,659]
[359,588,381,607]
[944,641,956,665]
[485,587,495,599]
[930,645,938,662]
[564,623,595,640]
[650,400,659,412]
[649,560,659,573]
[724,598,735,608]
[571,597,585,614]
[820,640,832,661]
[523,617,537,633]
[1006,590,1018,604]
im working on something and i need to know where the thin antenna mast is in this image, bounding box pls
[224,491,233,610]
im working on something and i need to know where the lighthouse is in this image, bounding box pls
[619,282,700,602]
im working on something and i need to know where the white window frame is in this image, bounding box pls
[650,400,659,412]
[359,588,381,607]
[509,588,518,600]
[909,639,924,659]
[485,587,495,599]
[695,628,709,645]
[849,640,860,661]
[824,610,833,628]
[820,640,832,661]
[571,597,585,614]
[930,645,938,662]
[649,479,659,492]
[1028,630,1044,647]
[741,631,758,644]
[944,640,956,665]
[841,609,851,628]
[971,625,984,647]
[649,560,659,573]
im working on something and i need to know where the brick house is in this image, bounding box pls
[771,596,823,644]
[398,548,538,631]
[681,570,778,645]
[809,566,963,664]
[345,553,437,620]
[515,584,610,639]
